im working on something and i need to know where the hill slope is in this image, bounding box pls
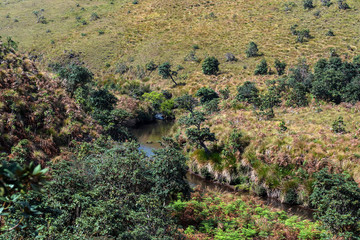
[0,41,101,164]
[1,0,360,91]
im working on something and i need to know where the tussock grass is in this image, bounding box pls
[1,0,360,94]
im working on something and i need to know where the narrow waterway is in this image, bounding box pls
[132,120,314,221]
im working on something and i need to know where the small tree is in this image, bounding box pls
[195,87,219,104]
[236,81,259,104]
[202,57,220,75]
[58,64,93,97]
[303,0,314,9]
[179,111,216,155]
[274,59,287,76]
[158,62,178,85]
[246,42,259,57]
[175,94,198,114]
[145,61,157,72]
[254,59,268,75]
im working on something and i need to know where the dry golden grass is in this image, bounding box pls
[1,0,360,93]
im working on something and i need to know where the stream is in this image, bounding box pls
[132,120,314,221]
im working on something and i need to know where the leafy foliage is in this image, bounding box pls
[158,62,178,85]
[310,170,360,238]
[179,111,215,154]
[195,87,219,104]
[173,191,331,239]
[245,41,259,57]
[275,59,287,75]
[2,142,190,239]
[175,94,198,113]
[254,59,268,75]
[202,57,220,75]
[57,64,93,96]
[236,81,260,104]
[303,0,314,9]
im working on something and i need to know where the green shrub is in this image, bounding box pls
[274,59,287,76]
[254,59,268,75]
[195,87,219,104]
[202,57,220,75]
[286,83,309,107]
[279,120,287,132]
[310,169,360,237]
[303,0,314,9]
[219,87,230,99]
[245,41,259,57]
[145,60,157,71]
[236,81,259,104]
[326,29,335,36]
[203,99,219,114]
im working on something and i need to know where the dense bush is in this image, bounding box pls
[245,41,259,57]
[236,81,260,104]
[312,56,359,103]
[275,59,287,75]
[254,59,268,75]
[310,170,360,238]
[57,64,93,96]
[303,0,314,9]
[3,142,190,239]
[202,57,220,75]
[331,116,346,133]
[286,83,309,107]
[203,98,219,114]
[195,87,219,104]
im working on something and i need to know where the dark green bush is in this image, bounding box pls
[274,59,287,76]
[203,99,219,114]
[326,29,335,36]
[202,57,220,75]
[219,87,230,100]
[286,83,309,107]
[303,0,314,9]
[310,169,360,237]
[254,59,268,75]
[236,81,259,104]
[195,87,219,104]
[57,64,93,96]
[145,60,157,71]
[245,42,259,57]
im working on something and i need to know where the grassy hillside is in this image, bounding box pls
[1,0,360,92]
[0,41,101,164]
[3,0,360,190]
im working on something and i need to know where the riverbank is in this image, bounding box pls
[132,120,314,221]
